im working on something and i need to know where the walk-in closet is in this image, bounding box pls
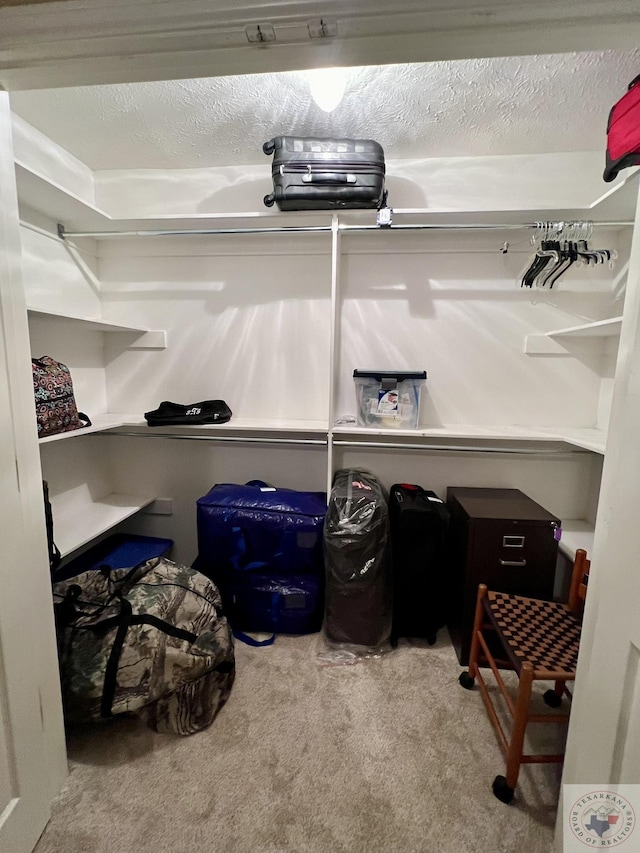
[2,3,640,852]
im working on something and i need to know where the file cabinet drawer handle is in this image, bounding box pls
[499,559,527,567]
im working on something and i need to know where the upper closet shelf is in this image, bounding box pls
[16,161,111,231]
[16,162,638,236]
[27,306,167,347]
[524,317,622,354]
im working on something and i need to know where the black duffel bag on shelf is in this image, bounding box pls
[144,400,232,426]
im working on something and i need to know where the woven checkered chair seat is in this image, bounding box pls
[483,590,582,676]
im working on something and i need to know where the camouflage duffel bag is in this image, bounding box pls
[53,557,235,735]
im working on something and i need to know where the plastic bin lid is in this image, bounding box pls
[353,370,427,381]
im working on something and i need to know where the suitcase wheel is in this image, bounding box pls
[262,139,275,156]
[263,193,276,208]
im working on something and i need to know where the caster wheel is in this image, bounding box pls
[263,194,275,208]
[492,775,515,804]
[262,140,275,155]
[543,689,563,708]
[427,634,437,646]
[458,671,475,690]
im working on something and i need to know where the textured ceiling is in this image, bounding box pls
[9,49,640,169]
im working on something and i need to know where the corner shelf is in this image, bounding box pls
[51,488,156,557]
[38,415,134,444]
[27,306,166,348]
[524,317,623,355]
[15,161,111,231]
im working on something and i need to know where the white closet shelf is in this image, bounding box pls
[27,306,166,346]
[16,161,111,230]
[42,418,606,453]
[51,489,156,557]
[16,159,638,234]
[83,419,607,452]
[101,417,330,442]
[332,424,607,454]
[538,428,607,454]
[525,317,623,354]
[39,415,328,443]
[38,415,133,443]
[15,163,333,232]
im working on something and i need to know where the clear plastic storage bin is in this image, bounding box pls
[353,370,426,429]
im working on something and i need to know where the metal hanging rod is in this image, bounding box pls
[58,223,333,239]
[332,439,588,455]
[57,220,634,240]
[98,431,585,455]
[100,431,327,446]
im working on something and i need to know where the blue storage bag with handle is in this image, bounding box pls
[195,481,327,641]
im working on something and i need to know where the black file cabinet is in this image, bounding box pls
[446,487,560,665]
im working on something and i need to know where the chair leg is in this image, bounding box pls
[467,584,488,680]
[505,661,534,791]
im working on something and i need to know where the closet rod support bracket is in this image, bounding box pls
[57,223,66,240]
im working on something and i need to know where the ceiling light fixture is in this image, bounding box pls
[308,67,347,113]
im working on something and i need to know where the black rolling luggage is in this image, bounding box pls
[389,483,450,644]
[323,469,392,648]
[263,136,387,211]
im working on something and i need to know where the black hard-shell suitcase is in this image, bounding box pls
[388,483,450,644]
[262,136,387,211]
[323,469,392,648]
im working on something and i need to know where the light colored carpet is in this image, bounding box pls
[35,632,560,853]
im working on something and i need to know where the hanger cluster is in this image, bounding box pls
[519,221,616,289]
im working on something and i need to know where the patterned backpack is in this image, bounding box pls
[32,355,91,438]
[53,558,235,735]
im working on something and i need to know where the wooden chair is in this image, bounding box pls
[458,548,590,803]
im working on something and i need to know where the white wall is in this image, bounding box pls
[112,438,328,565]
[20,211,100,317]
[99,233,333,420]
[87,217,620,563]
